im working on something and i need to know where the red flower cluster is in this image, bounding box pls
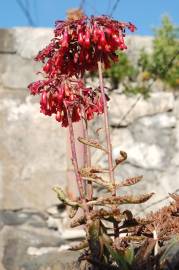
[35,16,136,77]
[28,77,104,127]
[29,14,135,127]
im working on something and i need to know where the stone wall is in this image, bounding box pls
[0,28,178,212]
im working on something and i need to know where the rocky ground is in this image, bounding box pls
[0,205,83,270]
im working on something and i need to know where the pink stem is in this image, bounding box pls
[82,117,93,200]
[98,61,115,195]
[98,61,118,238]
[66,106,90,217]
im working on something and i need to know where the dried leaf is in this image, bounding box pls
[119,175,143,187]
[80,169,108,183]
[88,193,154,206]
[114,151,127,167]
[80,168,111,190]
[80,166,109,174]
[78,137,108,153]
[70,240,88,251]
[169,193,179,210]
[53,186,79,207]
[68,205,79,218]
[70,215,85,227]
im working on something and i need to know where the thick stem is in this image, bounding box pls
[98,61,118,238]
[82,116,93,200]
[97,61,115,195]
[66,107,90,218]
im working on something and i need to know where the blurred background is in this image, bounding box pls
[0,1,179,269]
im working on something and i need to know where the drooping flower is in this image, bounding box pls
[35,15,136,78]
[28,77,105,127]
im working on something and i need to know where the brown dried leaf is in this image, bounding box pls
[78,137,108,153]
[80,168,111,189]
[119,175,143,187]
[68,205,78,218]
[88,192,154,206]
[80,166,109,174]
[91,208,122,223]
[70,215,85,228]
[70,240,88,251]
[115,151,127,166]
[169,193,179,209]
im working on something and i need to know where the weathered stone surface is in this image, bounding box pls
[0,209,47,227]
[136,113,176,129]
[126,35,153,64]
[173,121,179,150]
[0,90,67,209]
[0,225,79,270]
[109,92,174,126]
[1,55,41,89]
[14,28,53,59]
[0,29,15,53]
[0,206,86,270]
[174,95,179,119]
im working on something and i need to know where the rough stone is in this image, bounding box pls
[0,225,80,270]
[173,122,179,150]
[14,28,53,59]
[174,95,179,119]
[1,54,41,89]
[136,113,176,129]
[0,90,67,209]
[109,92,174,126]
[114,142,165,170]
[126,35,153,64]
[0,29,15,53]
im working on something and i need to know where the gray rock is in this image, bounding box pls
[109,92,174,126]
[173,122,179,150]
[1,54,41,89]
[0,90,67,209]
[174,95,179,119]
[0,209,48,229]
[1,226,78,270]
[137,113,176,129]
[0,29,15,53]
[126,142,165,169]
[126,35,153,64]
[14,28,53,59]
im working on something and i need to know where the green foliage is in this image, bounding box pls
[104,15,179,96]
[104,52,137,89]
[138,16,179,88]
[106,244,133,270]
[124,85,150,98]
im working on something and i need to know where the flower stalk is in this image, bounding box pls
[66,106,90,218]
[98,61,115,195]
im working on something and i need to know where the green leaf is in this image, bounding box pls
[105,244,130,270]
[160,235,179,268]
[124,246,134,265]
